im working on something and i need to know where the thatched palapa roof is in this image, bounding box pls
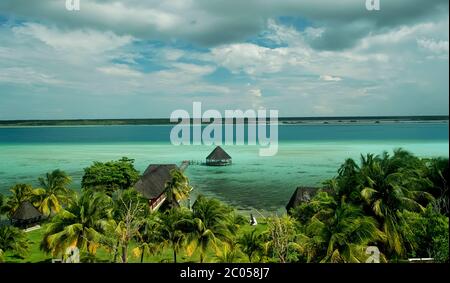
[206,146,231,161]
[11,201,42,221]
[134,164,178,199]
[286,186,334,213]
[286,187,318,212]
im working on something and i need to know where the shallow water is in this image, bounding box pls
[0,123,448,213]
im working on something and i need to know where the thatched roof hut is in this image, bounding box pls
[134,164,178,210]
[286,186,334,213]
[10,201,43,228]
[206,146,232,166]
[286,187,318,213]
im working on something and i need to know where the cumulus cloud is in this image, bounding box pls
[0,1,448,118]
[1,0,448,48]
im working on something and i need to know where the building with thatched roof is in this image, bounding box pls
[286,186,334,213]
[134,164,178,211]
[10,201,43,228]
[206,146,232,166]
[286,187,318,213]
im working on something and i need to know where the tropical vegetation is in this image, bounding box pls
[0,151,448,263]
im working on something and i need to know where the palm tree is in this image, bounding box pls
[214,241,244,263]
[303,198,386,263]
[186,196,233,263]
[359,150,433,257]
[41,191,115,258]
[0,225,30,262]
[424,157,449,215]
[238,229,265,262]
[2,184,33,217]
[164,169,192,208]
[133,214,163,263]
[33,170,74,217]
[333,158,361,202]
[159,208,191,263]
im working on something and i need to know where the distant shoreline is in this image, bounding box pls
[0,116,448,127]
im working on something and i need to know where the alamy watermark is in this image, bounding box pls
[366,0,380,11]
[170,102,279,156]
[66,0,379,12]
[66,0,81,11]
[365,246,380,263]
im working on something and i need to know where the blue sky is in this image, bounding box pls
[0,0,448,119]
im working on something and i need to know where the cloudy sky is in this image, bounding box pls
[0,0,448,119]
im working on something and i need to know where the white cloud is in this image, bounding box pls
[0,66,65,85]
[209,43,298,75]
[1,0,447,47]
[13,23,134,54]
[417,38,449,54]
[249,88,262,97]
[320,75,342,82]
[0,1,448,118]
[97,64,143,77]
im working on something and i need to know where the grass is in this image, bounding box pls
[4,219,268,263]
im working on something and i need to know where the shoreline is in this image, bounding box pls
[0,119,448,128]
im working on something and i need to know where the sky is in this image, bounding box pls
[0,0,448,119]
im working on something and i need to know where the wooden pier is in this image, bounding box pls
[180,160,190,171]
[180,160,203,171]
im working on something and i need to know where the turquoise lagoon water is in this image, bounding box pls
[0,123,448,213]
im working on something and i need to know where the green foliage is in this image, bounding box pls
[185,195,235,263]
[300,197,386,263]
[432,232,449,263]
[290,191,336,225]
[33,169,75,216]
[163,169,192,210]
[424,157,449,215]
[0,193,4,212]
[41,190,115,257]
[238,229,265,262]
[0,225,30,262]
[291,149,447,262]
[400,205,449,261]
[2,183,34,217]
[134,212,164,263]
[110,189,148,263]
[265,215,301,263]
[2,150,448,263]
[158,208,192,263]
[81,157,140,195]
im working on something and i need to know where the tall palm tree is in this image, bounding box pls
[164,169,192,208]
[359,150,433,257]
[334,158,361,202]
[238,229,265,262]
[159,208,191,263]
[2,184,33,217]
[186,196,233,263]
[0,225,30,262]
[133,214,163,263]
[41,191,115,258]
[303,198,386,263]
[33,170,74,217]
